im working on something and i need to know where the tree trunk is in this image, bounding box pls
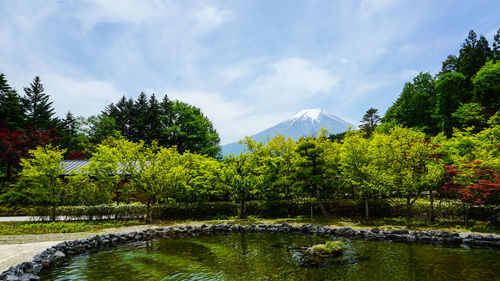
[6,164,11,180]
[51,205,56,222]
[429,188,435,222]
[114,185,121,205]
[406,196,412,228]
[315,188,330,219]
[364,195,369,221]
[465,204,470,227]
[146,201,152,223]
[239,190,246,218]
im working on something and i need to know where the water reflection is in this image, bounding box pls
[41,233,500,281]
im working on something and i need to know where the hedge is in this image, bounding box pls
[26,198,496,222]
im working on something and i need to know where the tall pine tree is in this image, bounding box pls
[146,94,163,142]
[359,108,381,137]
[457,30,491,80]
[105,96,134,140]
[21,76,56,131]
[131,92,149,142]
[0,74,25,130]
[493,28,500,61]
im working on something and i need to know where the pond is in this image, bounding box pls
[41,233,500,281]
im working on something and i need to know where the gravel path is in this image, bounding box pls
[0,224,161,273]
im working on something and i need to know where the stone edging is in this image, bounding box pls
[1,223,499,281]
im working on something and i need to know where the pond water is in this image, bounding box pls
[41,233,500,281]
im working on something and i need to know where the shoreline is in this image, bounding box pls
[1,221,498,275]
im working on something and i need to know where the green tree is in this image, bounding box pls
[452,103,487,131]
[456,30,491,80]
[371,127,444,226]
[340,131,381,220]
[166,100,221,158]
[435,72,468,137]
[173,152,223,202]
[131,92,149,142]
[439,55,458,75]
[0,74,25,130]
[57,111,84,155]
[292,138,332,219]
[493,28,500,61]
[146,94,163,143]
[261,134,298,200]
[106,94,221,158]
[85,114,121,145]
[84,137,143,204]
[384,72,438,134]
[18,145,66,221]
[64,173,105,206]
[472,60,500,116]
[359,108,381,137]
[21,76,56,131]
[133,143,181,222]
[219,138,267,218]
[105,96,134,140]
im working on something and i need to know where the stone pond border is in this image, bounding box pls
[2,223,499,280]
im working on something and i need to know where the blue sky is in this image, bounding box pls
[0,0,498,144]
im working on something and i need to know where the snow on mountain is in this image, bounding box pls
[221,108,355,155]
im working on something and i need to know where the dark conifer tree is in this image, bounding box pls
[493,28,500,61]
[104,93,221,157]
[384,72,439,134]
[159,94,174,145]
[457,30,491,80]
[439,55,458,75]
[105,96,134,140]
[359,108,381,137]
[131,92,149,142]
[57,111,81,154]
[21,76,56,131]
[146,94,162,142]
[0,74,25,129]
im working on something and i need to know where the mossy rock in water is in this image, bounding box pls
[305,241,343,258]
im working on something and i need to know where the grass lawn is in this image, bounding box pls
[1,216,498,236]
[0,220,146,235]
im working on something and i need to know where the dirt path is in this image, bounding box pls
[0,224,161,273]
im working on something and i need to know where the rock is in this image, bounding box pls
[31,254,43,264]
[31,264,42,275]
[470,234,483,240]
[18,262,33,274]
[52,251,66,262]
[459,233,470,239]
[370,228,380,234]
[18,273,40,281]
[483,234,494,241]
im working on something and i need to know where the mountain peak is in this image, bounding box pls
[290,108,324,122]
[221,108,354,155]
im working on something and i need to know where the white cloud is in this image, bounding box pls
[190,6,233,33]
[76,0,168,32]
[42,74,125,117]
[218,64,250,82]
[359,0,398,18]
[166,89,252,144]
[247,57,338,108]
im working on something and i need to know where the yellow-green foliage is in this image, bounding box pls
[18,145,66,216]
[313,240,343,256]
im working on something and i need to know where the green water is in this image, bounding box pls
[41,233,500,281]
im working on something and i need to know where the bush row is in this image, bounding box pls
[28,198,493,221]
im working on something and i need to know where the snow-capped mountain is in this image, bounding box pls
[221,108,355,155]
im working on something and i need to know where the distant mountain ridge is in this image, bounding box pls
[221,108,355,155]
